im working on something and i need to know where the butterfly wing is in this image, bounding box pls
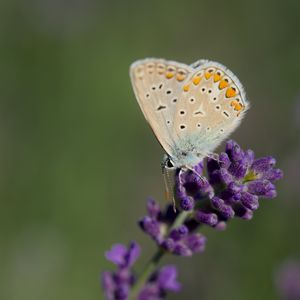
[170,60,249,167]
[130,58,194,157]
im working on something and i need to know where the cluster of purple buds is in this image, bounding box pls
[102,140,283,299]
[140,140,283,252]
[102,242,181,300]
[139,198,206,256]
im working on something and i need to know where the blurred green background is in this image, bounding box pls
[0,0,299,299]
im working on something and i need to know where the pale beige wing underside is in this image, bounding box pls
[130,58,194,156]
[130,58,249,166]
[171,62,248,157]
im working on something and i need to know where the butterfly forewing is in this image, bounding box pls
[130,58,193,157]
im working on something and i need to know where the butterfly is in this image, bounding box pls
[130,58,249,200]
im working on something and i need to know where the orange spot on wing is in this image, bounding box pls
[230,100,243,111]
[166,72,174,79]
[219,79,229,89]
[176,74,185,81]
[214,73,221,82]
[193,76,201,85]
[183,84,190,92]
[226,87,237,98]
[205,72,213,79]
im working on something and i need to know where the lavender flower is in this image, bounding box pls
[102,242,181,300]
[138,266,181,300]
[102,242,140,300]
[176,140,283,225]
[102,140,283,299]
[139,199,207,257]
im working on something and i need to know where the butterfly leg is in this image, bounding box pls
[184,165,208,185]
[206,152,220,163]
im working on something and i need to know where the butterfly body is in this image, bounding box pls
[130,58,249,169]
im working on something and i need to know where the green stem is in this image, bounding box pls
[129,210,191,299]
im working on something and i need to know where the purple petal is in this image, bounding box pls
[228,159,248,179]
[101,272,115,300]
[138,284,160,300]
[219,152,231,169]
[263,168,283,182]
[126,241,141,267]
[173,243,193,256]
[241,192,259,211]
[211,196,235,219]
[161,238,175,252]
[139,216,162,242]
[247,180,276,198]
[251,156,276,174]
[185,233,206,253]
[158,265,182,292]
[105,244,127,266]
[146,198,161,219]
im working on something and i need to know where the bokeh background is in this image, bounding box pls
[0,0,299,299]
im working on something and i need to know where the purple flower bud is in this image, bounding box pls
[219,152,231,169]
[169,225,189,241]
[194,160,204,175]
[214,221,227,231]
[195,211,218,226]
[180,196,194,211]
[234,205,253,220]
[158,265,182,292]
[146,198,161,219]
[139,216,162,242]
[212,196,235,219]
[105,244,128,267]
[241,192,259,211]
[161,238,175,252]
[226,140,244,162]
[263,168,283,182]
[244,149,255,166]
[173,243,193,257]
[228,159,248,179]
[125,242,141,268]
[219,168,233,185]
[185,233,206,253]
[207,157,220,174]
[102,272,115,300]
[115,284,130,300]
[247,180,276,198]
[251,156,276,174]
[138,284,160,300]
